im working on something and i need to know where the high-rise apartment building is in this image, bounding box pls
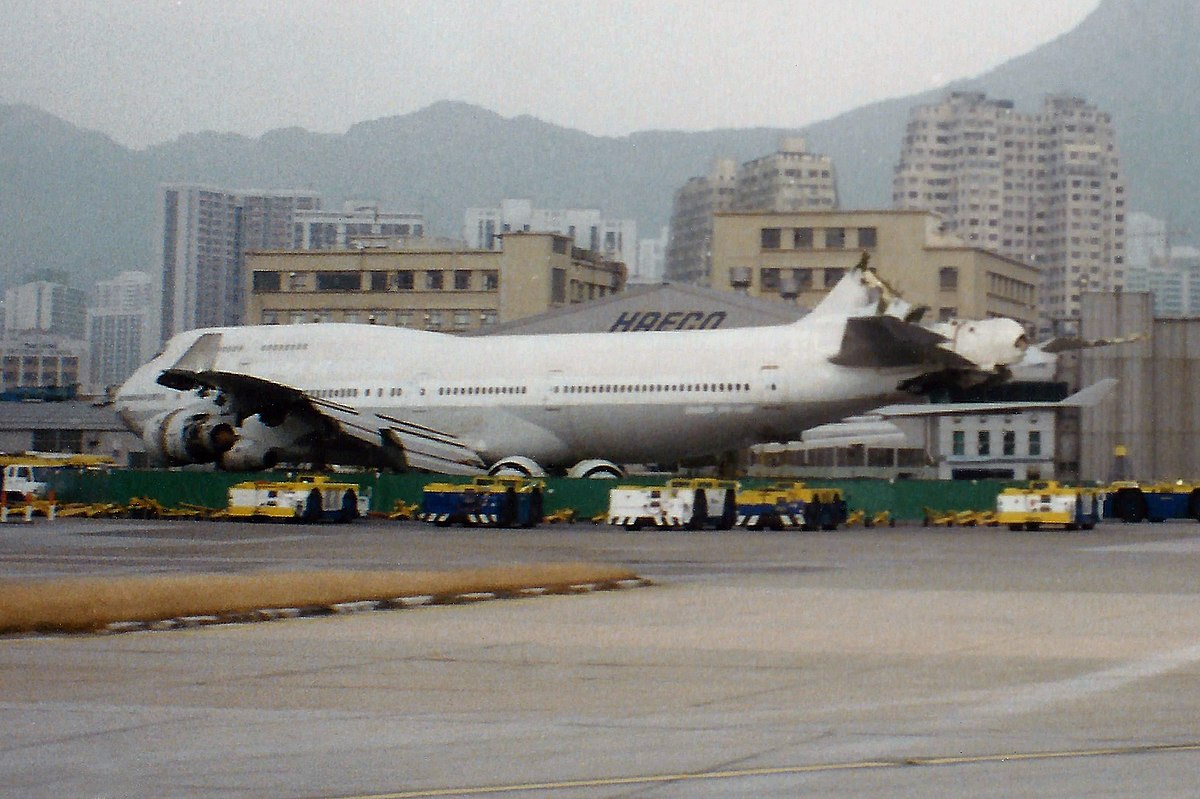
[293,203,425,249]
[666,139,838,285]
[893,91,1126,333]
[463,199,638,276]
[159,184,321,340]
[86,271,154,394]
[4,281,88,340]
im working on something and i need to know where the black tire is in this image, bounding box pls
[1008,524,1023,531]
[523,488,543,528]
[688,490,708,530]
[717,489,736,530]
[302,489,322,523]
[498,488,517,527]
[339,490,358,522]
[803,500,823,531]
[1114,489,1146,524]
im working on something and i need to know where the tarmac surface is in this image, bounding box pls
[3,516,1200,798]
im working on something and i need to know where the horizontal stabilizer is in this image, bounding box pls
[1039,333,1144,354]
[830,316,959,369]
[1060,378,1119,407]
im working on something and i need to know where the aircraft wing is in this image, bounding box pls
[156,333,486,474]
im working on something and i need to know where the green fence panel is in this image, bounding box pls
[47,470,1019,521]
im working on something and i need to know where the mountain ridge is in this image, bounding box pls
[0,0,1194,289]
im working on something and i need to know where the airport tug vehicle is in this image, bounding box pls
[734,482,847,531]
[227,474,369,522]
[1103,481,1200,523]
[419,475,545,527]
[606,478,738,530]
[995,481,1104,531]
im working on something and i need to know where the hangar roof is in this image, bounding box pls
[475,282,807,335]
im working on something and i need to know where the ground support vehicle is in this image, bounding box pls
[735,482,847,531]
[419,476,544,527]
[996,481,1104,531]
[0,453,113,503]
[663,478,739,530]
[227,474,368,523]
[606,485,693,530]
[1104,481,1200,523]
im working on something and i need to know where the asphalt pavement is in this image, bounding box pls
[3,516,1200,798]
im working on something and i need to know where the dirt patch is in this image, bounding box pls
[0,562,640,634]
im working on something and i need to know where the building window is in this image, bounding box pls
[316,272,361,292]
[823,268,844,287]
[252,271,281,293]
[396,270,414,291]
[824,228,846,249]
[977,430,991,456]
[370,271,388,292]
[952,430,965,456]
[453,309,471,329]
[426,310,443,329]
[426,270,444,291]
[454,270,471,290]
[1029,430,1042,457]
[793,228,814,249]
[761,228,782,249]
[1003,430,1016,456]
[395,310,413,327]
[480,310,497,326]
[939,267,959,290]
[551,268,567,304]
[794,268,813,290]
[482,270,500,291]
[760,268,780,292]
[858,227,878,248]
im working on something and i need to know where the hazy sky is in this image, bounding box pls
[2,0,1101,149]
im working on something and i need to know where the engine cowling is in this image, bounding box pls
[143,406,237,465]
[931,317,1029,371]
[487,456,548,478]
[219,439,281,471]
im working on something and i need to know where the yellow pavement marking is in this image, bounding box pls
[325,742,1200,798]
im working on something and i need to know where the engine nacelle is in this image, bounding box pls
[931,317,1029,371]
[143,406,237,465]
[219,439,281,471]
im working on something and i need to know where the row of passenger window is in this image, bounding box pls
[436,386,528,396]
[312,387,406,399]
[553,382,752,394]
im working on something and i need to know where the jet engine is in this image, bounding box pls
[218,439,281,471]
[142,405,238,465]
[930,317,1029,372]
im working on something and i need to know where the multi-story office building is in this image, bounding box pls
[667,139,839,285]
[243,232,626,333]
[635,227,669,284]
[893,91,1125,333]
[0,333,85,395]
[4,281,88,340]
[732,137,838,213]
[710,210,1039,327]
[1123,212,1200,317]
[292,203,425,250]
[463,199,637,277]
[664,158,738,285]
[158,184,321,340]
[86,271,154,394]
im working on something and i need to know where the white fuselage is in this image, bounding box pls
[116,313,915,468]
